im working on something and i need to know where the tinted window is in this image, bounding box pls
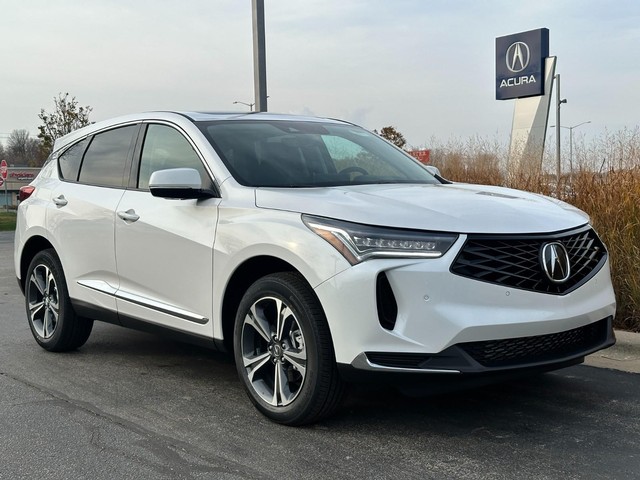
[138,124,208,189]
[58,138,89,181]
[197,121,437,187]
[78,125,137,188]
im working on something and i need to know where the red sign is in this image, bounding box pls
[408,149,431,164]
[0,160,7,179]
[9,171,36,180]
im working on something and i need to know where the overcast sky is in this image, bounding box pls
[0,0,638,147]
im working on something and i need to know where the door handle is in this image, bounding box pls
[52,195,68,207]
[117,209,140,222]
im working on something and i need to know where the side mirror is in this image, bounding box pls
[425,165,442,177]
[423,164,452,184]
[149,168,214,199]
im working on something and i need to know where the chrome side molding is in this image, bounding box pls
[77,280,209,325]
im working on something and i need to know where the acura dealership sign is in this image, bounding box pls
[496,28,549,100]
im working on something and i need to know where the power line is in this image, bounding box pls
[0,132,40,138]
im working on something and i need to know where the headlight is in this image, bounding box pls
[302,215,458,265]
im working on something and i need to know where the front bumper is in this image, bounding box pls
[342,316,614,378]
[314,237,617,375]
[336,318,614,396]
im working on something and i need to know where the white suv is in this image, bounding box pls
[15,112,616,425]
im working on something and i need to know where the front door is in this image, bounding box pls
[114,123,219,337]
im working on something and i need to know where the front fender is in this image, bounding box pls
[212,207,350,339]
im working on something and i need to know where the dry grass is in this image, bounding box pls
[570,170,640,331]
[424,128,640,332]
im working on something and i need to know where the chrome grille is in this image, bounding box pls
[450,226,606,294]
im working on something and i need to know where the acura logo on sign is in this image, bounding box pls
[496,28,548,100]
[541,242,571,283]
[506,41,530,73]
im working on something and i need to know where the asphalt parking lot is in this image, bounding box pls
[1,231,639,480]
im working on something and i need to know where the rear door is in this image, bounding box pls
[114,123,220,337]
[48,124,139,317]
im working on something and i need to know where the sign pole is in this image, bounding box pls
[496,28,551,175]
[0,160,7,211]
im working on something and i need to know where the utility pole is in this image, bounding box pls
[252,0,268,112]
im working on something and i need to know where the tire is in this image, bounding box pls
[25,249,93,352]
[233,272,344,425]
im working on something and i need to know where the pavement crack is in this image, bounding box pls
[0,370,267,479]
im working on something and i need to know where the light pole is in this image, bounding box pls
[567,121,591,173]
[550,120,591,174]
[233,101,255,111]
[252,0,268,112]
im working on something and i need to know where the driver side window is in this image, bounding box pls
[138,124,209,189]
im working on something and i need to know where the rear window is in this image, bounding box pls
[196,121,437,188]
[58,138,89,181]
[78,125,137,188]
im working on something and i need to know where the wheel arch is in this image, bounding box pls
[19,235,55,293]
[221,255,314,352]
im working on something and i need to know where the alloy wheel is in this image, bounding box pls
[27,264,60,339]
[240,296,307,407]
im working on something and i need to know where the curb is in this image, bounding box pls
[585,329,640,374]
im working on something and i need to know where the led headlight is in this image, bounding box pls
[302,214,458,265]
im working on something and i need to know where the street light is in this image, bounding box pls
[550,121,591,174]
[233,100,255,111]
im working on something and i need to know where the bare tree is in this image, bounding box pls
[6,129,44,166]
[38,93,93,157]
[25,137,45,167]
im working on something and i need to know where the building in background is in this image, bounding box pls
[408,149,431,164]
[0,167,40,207]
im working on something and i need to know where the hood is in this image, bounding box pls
[254,183,589,234]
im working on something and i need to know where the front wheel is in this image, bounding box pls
[233,272,344,425]
[25,249,93,352]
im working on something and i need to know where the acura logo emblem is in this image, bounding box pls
[541,242,571,283]
[506,41,530,73]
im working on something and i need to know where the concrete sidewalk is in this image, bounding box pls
[585,329,640,373]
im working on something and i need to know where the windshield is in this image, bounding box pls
[197,120,438,187]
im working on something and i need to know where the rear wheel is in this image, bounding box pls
[25,249,93,352]
[234,272,344,425]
